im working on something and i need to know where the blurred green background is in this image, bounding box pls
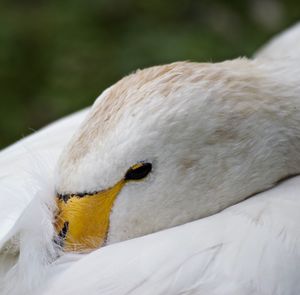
[0,0,299,149]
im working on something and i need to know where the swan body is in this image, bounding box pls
[0,109,88,243]
[0,23,300,294]
[255,22,300,59]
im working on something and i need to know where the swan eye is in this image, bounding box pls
[125,162,152,181]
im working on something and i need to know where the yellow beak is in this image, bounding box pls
[55,179,125,252]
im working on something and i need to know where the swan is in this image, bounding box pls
[54,58,300,252]
[255,22,300,59]
[1,23,300,295]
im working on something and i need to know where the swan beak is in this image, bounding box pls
[55,180,125,252]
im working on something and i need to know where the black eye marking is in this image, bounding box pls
[125,162,152,181]
[57,191,99,202]
[57,194,71,203]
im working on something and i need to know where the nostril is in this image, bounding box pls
[59,221,69,239]
[54,221,69,248]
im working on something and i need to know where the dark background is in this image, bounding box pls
[1,0,299,149]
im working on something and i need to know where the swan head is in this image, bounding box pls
[55,60,295,252]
